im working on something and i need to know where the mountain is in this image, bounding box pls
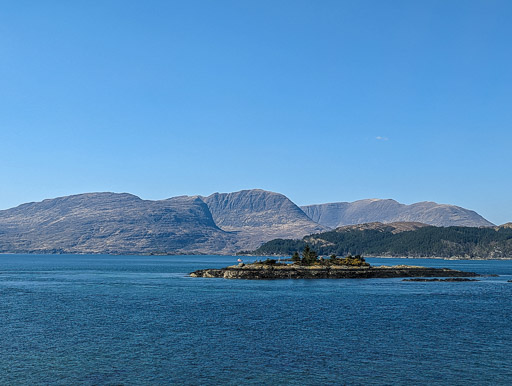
[0,190,499,255]
[0,193,236,254]
[201,189,328,250]
[301,199,494,228]
[0,189,328,254]
[253,222,512,259]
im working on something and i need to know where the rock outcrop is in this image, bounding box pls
[301,199,494,228]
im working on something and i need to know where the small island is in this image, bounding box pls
[190,246,480,280]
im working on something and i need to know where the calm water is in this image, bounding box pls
[1,255,511,385]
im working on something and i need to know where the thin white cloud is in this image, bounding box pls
[376,136,389,141]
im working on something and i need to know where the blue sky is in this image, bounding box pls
[1,0,511,224]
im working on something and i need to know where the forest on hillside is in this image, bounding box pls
[252,226,512,259]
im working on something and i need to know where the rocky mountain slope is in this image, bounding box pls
[0,189,328,254]
[201,189,328,250]
[0,193,236,254]
[301,199,494,228]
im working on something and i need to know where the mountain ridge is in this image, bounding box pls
[301,199,494,228]
[0,190,498,255]
[200,189,328,250]
[0,192,235,254]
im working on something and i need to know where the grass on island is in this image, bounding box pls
[247,245,370,268]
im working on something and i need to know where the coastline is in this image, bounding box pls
[236,253,512,261]
[1,251,511,260]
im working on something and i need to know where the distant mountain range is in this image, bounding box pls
[0,189,498,255]
[301,199,494,228]
[253,222,512,259]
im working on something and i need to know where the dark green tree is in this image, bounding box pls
[302,245,318,265]
[291,251,301,263]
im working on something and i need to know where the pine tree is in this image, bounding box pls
[302,245,318,265]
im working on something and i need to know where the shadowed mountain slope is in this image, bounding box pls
[301,199,494,228]
[201,189,328,250]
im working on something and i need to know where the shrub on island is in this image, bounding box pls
[289,245,370,267]
[250,258,287,266]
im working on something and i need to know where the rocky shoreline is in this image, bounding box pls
[402,278,479,282]
[189,264,480,280]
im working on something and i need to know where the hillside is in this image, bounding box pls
[201,189,328,250]
[0,189,328,254]
[301,199,494,228]
[0,193,236,254]
[253,222,512,259]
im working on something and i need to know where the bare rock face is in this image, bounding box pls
[301,199,494,228]
[0,193,236,254]
[201,189,328,250]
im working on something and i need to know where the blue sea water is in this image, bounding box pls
[1,255,512,385]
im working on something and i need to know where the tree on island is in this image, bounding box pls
[301,245,318,265]
[290,246,368,267]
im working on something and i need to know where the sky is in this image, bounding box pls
[0,0,511,224]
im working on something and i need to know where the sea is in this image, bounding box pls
[1,254,511,385]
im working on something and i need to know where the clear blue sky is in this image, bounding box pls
[1,0,511,224]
